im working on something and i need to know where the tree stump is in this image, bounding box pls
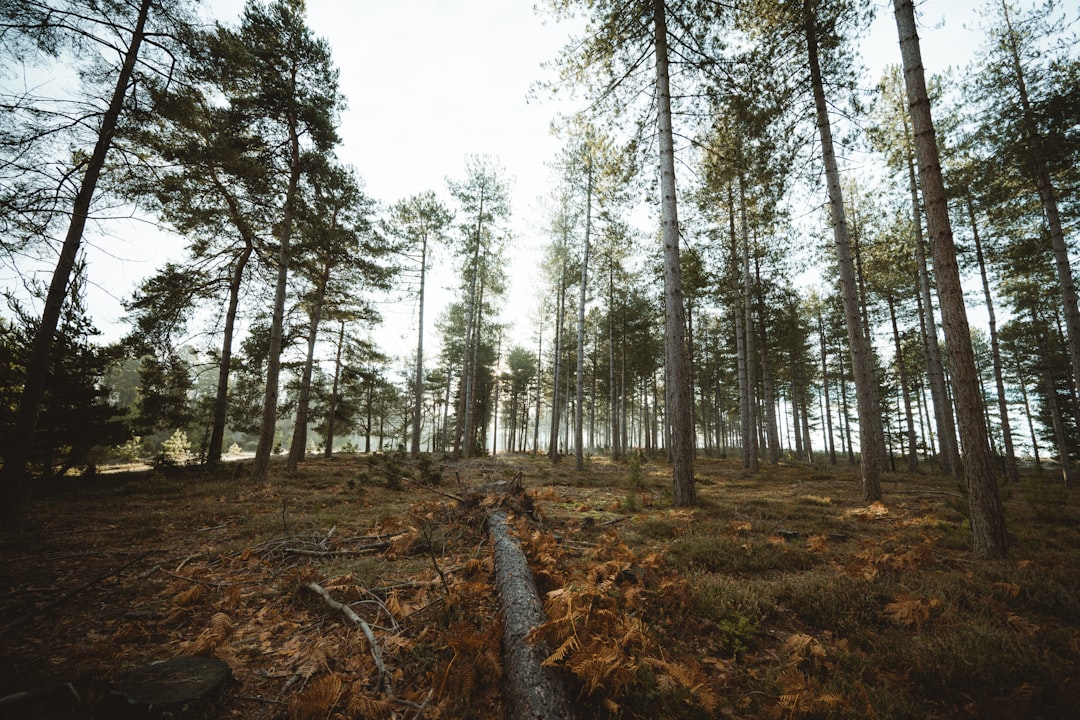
[106,657,231,719]
[489,510,577,720]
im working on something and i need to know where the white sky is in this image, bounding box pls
[6,0,996,364]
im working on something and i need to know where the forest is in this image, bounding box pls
[1,0,1078,718]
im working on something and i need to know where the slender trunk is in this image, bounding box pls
[2,0,152,502]
[456,193,486,458]
[818,313,837,465]
[208,240,252,467]
[1017,373,1040,467]
[608,265,620,459]
[253,102,303,482]
[805,7,882,500]
[575,163,592,471]
[411,232,428,457]
[492,335,501,455]
[324,320,345,458]
[837,348,856,465]
[653,0,694,505]
[888,296,919,472]
[800,387,814,463]
[548,270,565,460]
[969,198,1019,484]
[1033,315,1073,484]
[756,256,780,464]
[465,274,485,456]
[851,207,889,468]
[534,328,542,454]
[740,177,760,472]
[287,261,330,471]
[895,0,1007,557]
[731,189,751,469]
[903,101,958,477]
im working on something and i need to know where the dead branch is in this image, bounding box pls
[406,477,465,503]
[303,581,392,696]
[283,541,390,557]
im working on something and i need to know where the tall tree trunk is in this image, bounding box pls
[903,104,959,477]
[207,240,252,467]
[548,270,565,461]
[851,207,889,469]
[324,320,345,458]
[653,0,695,505]
[465,274,486,456]
[968,198,1019,484]
[492,334,501,455]
[534,329,542,454]
[575,163,593,471]
[608,265,620,459]
[411,231,428,457]
[740,177,760,472]
[818,312,837,465]
[888,296,919,472]
[837,347,856,465]
[1016,371,1041,467]
[253,101,303,482]
[288,262,331,471]
[805,7,882,500]
[731,188,752,470]
[1,0,152,505]
[756,257,780,464]
[895,0,1007,557]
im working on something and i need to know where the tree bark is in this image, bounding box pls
[818,312,837,464]
[324,320,345,458]
[412,231,428,457]
[888,297,919,473]
[288,261,331,471]
[1,0,152,507]
[739,177,760,472]
[575,163,593,471]
[968,199,1019,484]
[489,511,577,720]
[253,101,302,482]
[654,0,695,505]
[548,268,565,461]
[804,6,882,500]
[903,105,959,476]
[895,0,1007,557]
[205,172,258,467]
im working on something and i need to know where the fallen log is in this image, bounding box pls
[489,510,576,720]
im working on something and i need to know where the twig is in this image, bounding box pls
[602,516,629,527]
[283,542,390,557]
[304,581,392,696]
[406,477,465,503]
[175,552,201,572]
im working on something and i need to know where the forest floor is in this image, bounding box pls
[1,452,1078,720]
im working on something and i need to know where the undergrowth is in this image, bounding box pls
[1,455,1078,720]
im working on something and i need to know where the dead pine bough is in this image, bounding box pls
[489,509,577,720]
